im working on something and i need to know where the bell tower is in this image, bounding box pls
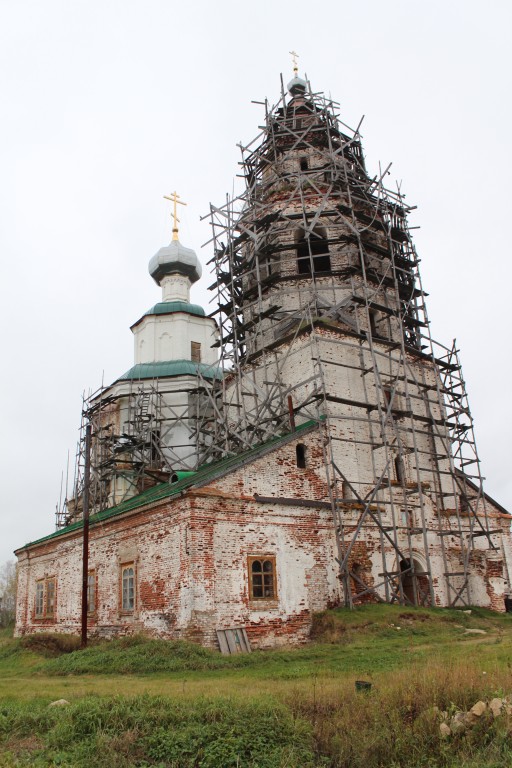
[204,67,507,609]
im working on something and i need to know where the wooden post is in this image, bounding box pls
[80,423,91,649]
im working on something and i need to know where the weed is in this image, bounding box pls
[0,696,316,767]
[20,633,81,657]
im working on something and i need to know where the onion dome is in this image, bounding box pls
[148,239,202,286]
[287,75,307,97]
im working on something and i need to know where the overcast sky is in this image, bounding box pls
[1,0,511,566]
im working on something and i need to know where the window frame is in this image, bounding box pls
[34,577,56,620]
[295,225,331,275]
[120,562,136,614]
[247,555,277,603]
[191,341,201,363]
[87,570,96,615]
[45,577,56,617]
[35,580,45,618]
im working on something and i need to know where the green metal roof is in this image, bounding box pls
[145,301,206,318]
[118,360,221,382]
[19,418,323,551]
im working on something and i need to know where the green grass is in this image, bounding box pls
[1,606,512,766]
[8,604,504,679]
[0,696,315,767]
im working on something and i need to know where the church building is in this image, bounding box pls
[14,68,512,649]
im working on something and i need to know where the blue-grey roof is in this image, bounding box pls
[287,75,307,96]
[149,239,202,285]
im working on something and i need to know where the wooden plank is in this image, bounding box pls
[216,630,230,655]
[216,627,252,655]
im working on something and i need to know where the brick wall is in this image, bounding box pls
[15,426,511,645]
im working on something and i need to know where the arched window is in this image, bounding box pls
[121,565,135,612]
[296,443,306,468]
[248,556,277,600]
[296,226,331,274]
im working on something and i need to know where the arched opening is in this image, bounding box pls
[296,443,306,468]
[399,558,431,606]
[394,454,405,484]
[351,562,364,596]
[296,226,331,274]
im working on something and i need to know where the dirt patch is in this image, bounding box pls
[398,612,430,622]
[5,735,44,756]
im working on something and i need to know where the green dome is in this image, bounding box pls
[118,360,222,382]
[145,301,206,317]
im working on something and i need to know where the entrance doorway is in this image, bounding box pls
[399,558,431,606]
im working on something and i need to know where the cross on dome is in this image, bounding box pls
[287,51,307,97]
[149,191,202,289]
[289,50,299,76]
[163,191,187,241]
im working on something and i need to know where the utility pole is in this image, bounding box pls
[80,423,91,648]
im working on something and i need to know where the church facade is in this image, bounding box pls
[14,71,512,648]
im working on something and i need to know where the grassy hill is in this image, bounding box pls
[1,605,512,766]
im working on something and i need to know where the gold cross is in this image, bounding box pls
[289,50,299,75]
[163,191,187,241]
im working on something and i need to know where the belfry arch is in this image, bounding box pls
[295,225,331,274]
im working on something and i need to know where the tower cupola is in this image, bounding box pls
[148,191,202,303]
[149,239,202,286]
[287,75,307,97]
[287,50,307,97]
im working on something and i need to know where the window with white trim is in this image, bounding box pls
[87,570,96,614]
[121,564,135,612]
[34,577,56,619]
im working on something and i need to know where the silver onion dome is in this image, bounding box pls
[148,239,202,285]
[287,76,307,97]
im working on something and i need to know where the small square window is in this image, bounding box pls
[248,556,277,601]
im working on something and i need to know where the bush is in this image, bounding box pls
[39,636,237,674]
[20,633,81,656]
